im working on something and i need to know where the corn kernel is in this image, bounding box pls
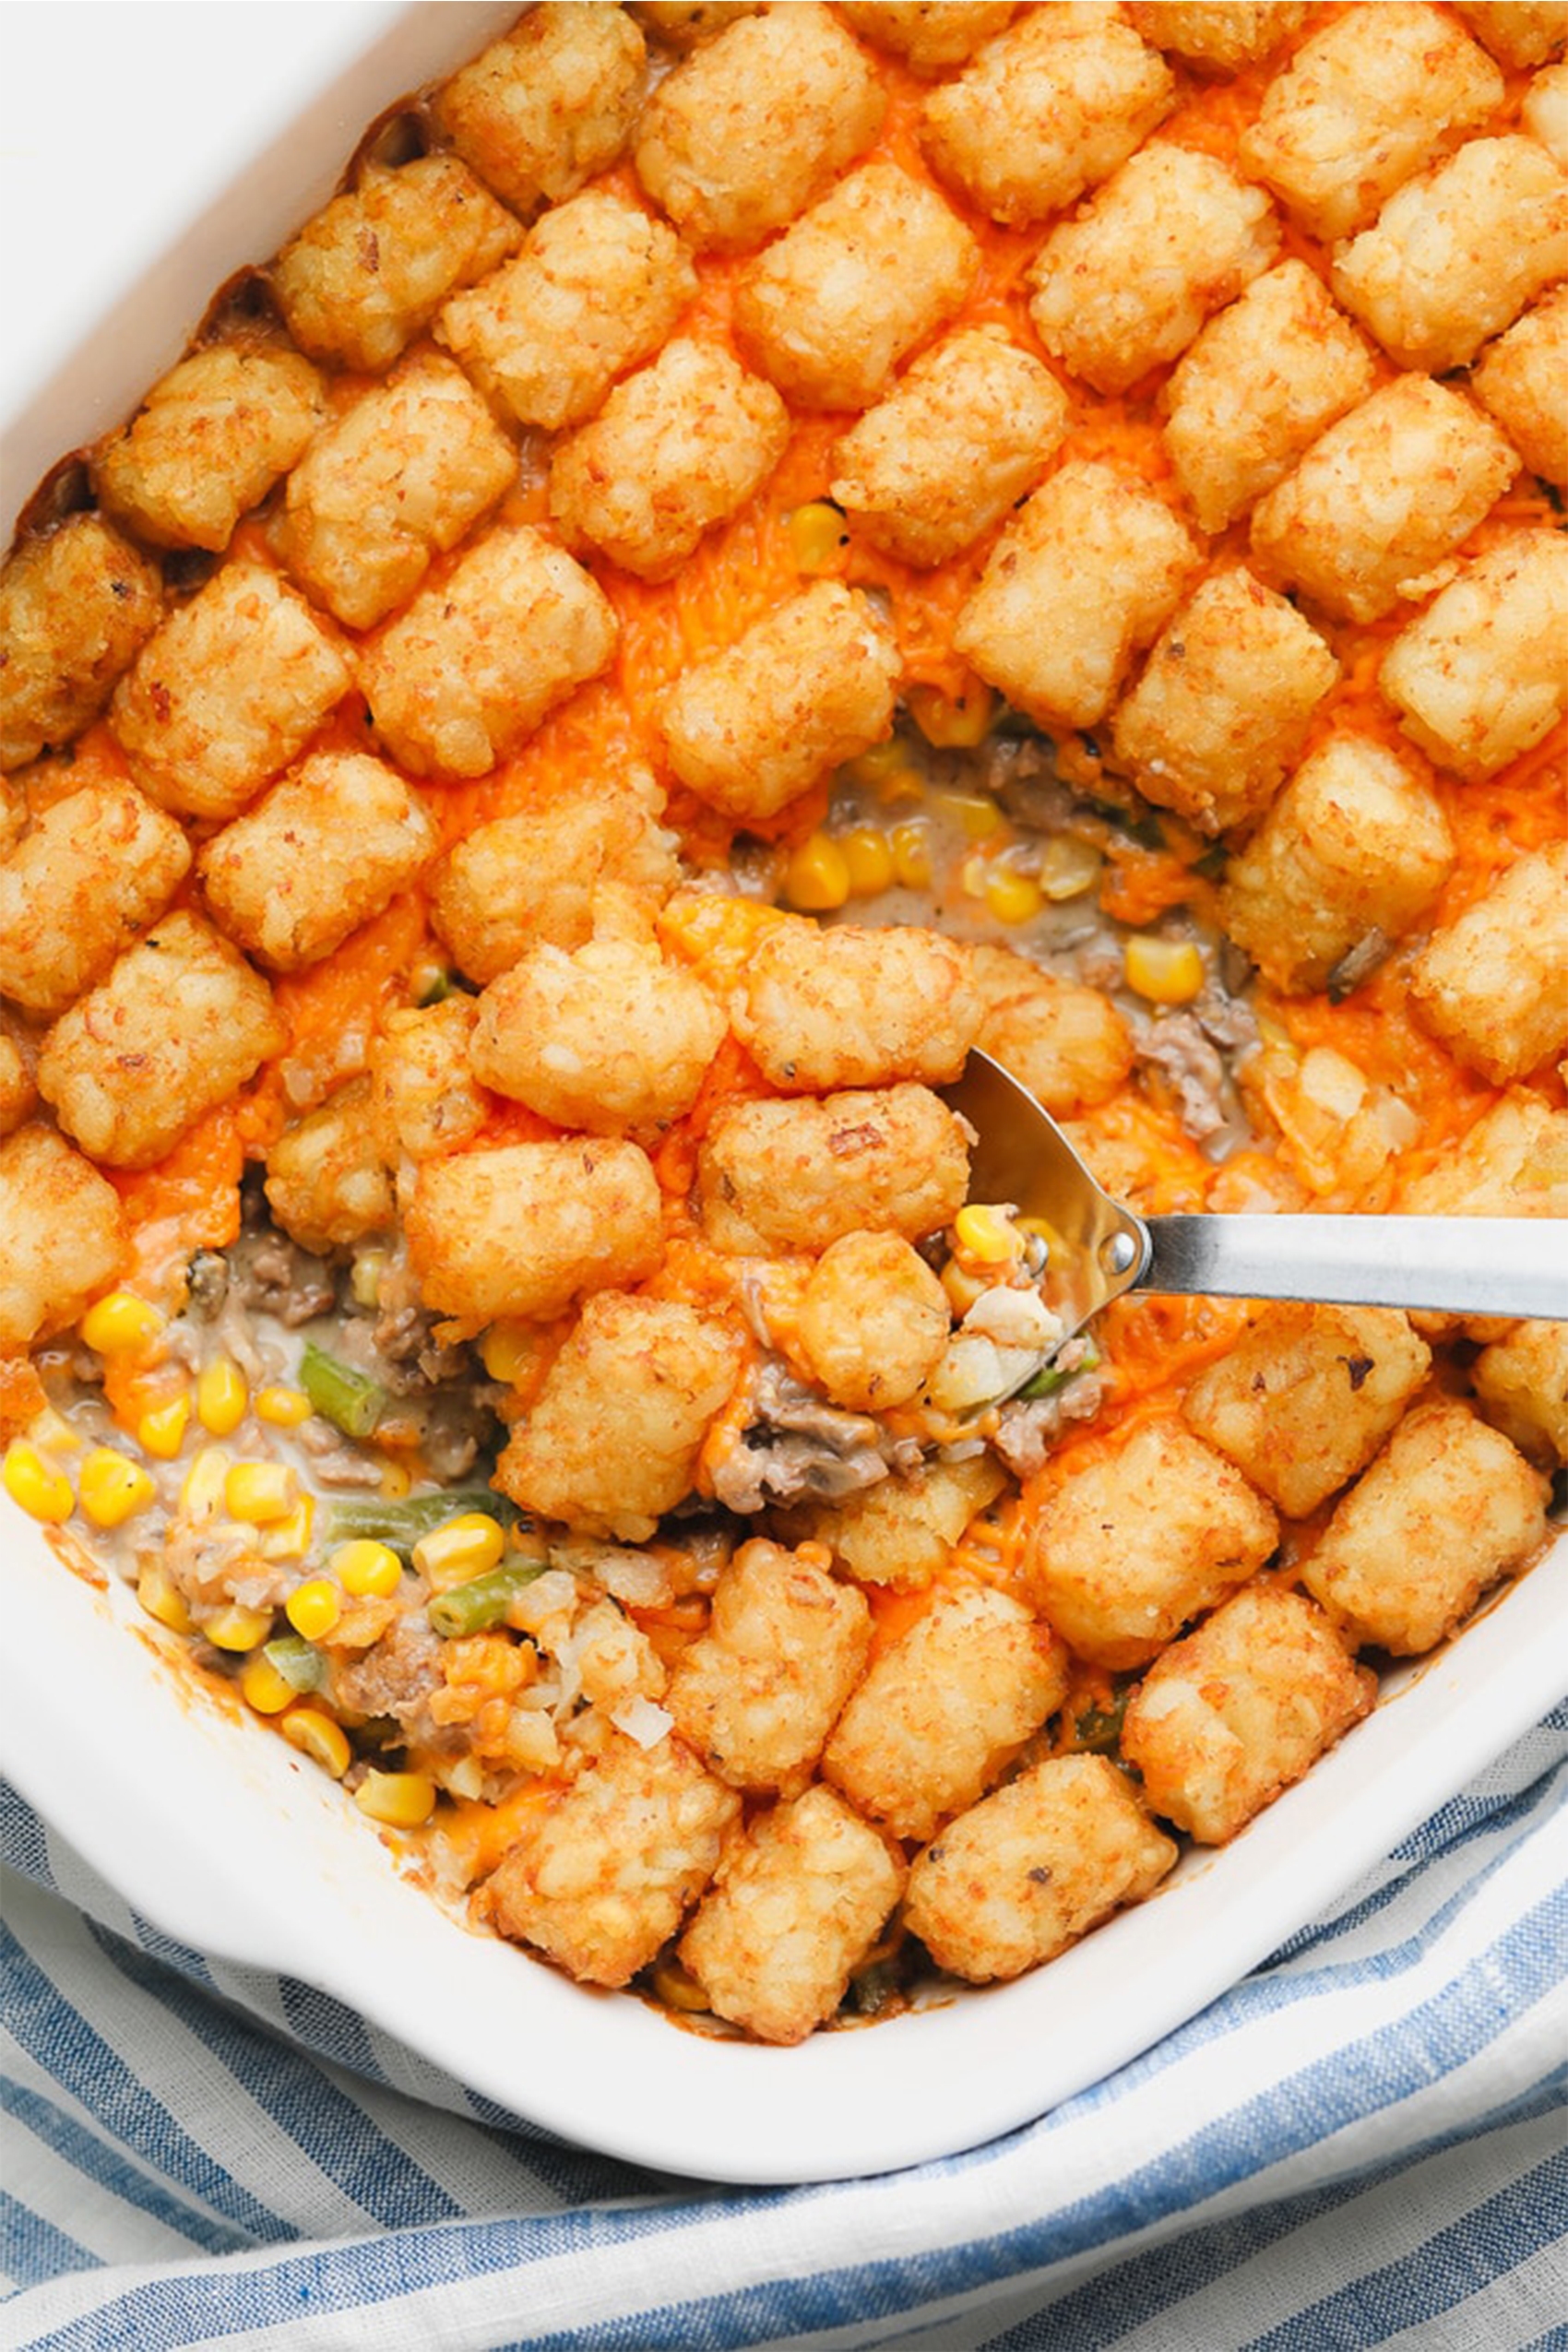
[1124,935,1205,1004]
[934,789,1002,842]
[179,1444,232,1522]
[286,1577,342,1641]
[844,739,909,790]
[1039,834,1102,902]
[788,500,848,574]
[28,1408,83,1457]
[984,865,1045,926]
[889,821,932,889]
[240,1655,298,1716]
[960,851,988,899]
[955,1205,1021,1264]
[481,1321,539,1386]
[908,681,994,749]
[380,1457,413,1500]
[413,1512,507,1588]
[840,826,896,897]
[782,832,852,912]
[350,1250,387,1311]
[224,1460,298,1526]
[942,1258,988,1317]
[78,1447,157,1530]
[280,1707,352,1778]
[137,1562,192,1633]
[255,1384,313,1428]
[258,1494,315,1562]
[205,1603,275,1653]
[331,1538,404,1599]
[81,1290,164,1357]
[3,1440,74,1524]
[137,1394,190,1460]
[355,1769,437,1828]
[196,1357,249,1438]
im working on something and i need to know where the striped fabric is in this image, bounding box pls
[2,1707,1564,2352]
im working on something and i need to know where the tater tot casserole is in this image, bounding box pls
[2,0,1566,2054]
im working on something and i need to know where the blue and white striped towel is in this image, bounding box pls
[3,1704,1564,2352]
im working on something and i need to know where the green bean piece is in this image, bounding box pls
[1018,1338,1100,1403]
[1069,1686,1131,1758]
[300,1342,388,1441]
[263,1634,323,1693]
[427,1561,549,1640]
[322,1488,522,1562]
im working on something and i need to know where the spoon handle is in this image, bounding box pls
[1142,1214,1567,1323]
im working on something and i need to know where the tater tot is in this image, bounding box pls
[357,523,618,779]
[837,2,1016,75]
[1110,567,1338,835]
[1450,1,1568,68]
[629,4,762,50]
[829,329,1071,568]
[435,187,697,433]
[433,4,647,218]
[262,1077,394,1257]
[781,1455,1006,1593]
[733,162,979,412]
[1182,1304,1432,1517]
[271,154,522,374]
[1122,1586,1376,1846]
[1237,3,1504,242]
[903,1754,1177,1984]
[1397,1092,1568,1219]
[196,751,436,973]
[921,5,1174,229]
[796,1230,950,1412]
[0,779,191,1016]
[484,1726,741,1989]
[1027,144,1279,396]
[658,582,899,819]
[1025,1418,1278,1670]
[633,5,883,252]
[0,1125,125,1350]
[968,944,1133,1116]
[1379,529,1568,779]
[954,458,1201,731]
[428,766,677,983]
[549,337,789,581]
[1248,376,1519,626]
[0,517,163,773]
[1126,4,1307,72]
[697,1085,971,1255]
[368,1000,490,1170]
[1161,260,1377,535]
[1523,57,1568,164]
[0,1017,35,1139]
[1410,844,1568,1085]
[36,909,285,1171]
[1219,735,1455,996]
[1469,286,1568,488]
[93,344,325,553]
[667,1538,872,1794]
[1472,1320,1568,1467]
[679,1784,904,2044]
[823,1579,1069,1843]
[495,1289,744,1539]
[109,562,351,820]
[731,919,980,1091]
[405,1138,663,1326]
[1332,137,1568,374]
[272,351,518,629]
[1301,1397,1549,1655]
[470,937,725,1134]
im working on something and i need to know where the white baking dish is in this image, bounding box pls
[3,3,1564,2185]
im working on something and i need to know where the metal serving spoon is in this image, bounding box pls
[944,1050,1568,1341]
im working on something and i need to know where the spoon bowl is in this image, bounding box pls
[943,1050,1568,1339]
